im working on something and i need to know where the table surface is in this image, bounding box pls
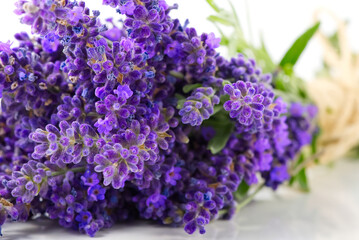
[2,159,359,240]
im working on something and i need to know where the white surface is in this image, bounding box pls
[2,159,359,240]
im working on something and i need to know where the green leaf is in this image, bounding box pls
[311,131,319,154]
[288,175,295,186]
[175,93,185,100]
[208,119,234,154]
[211,94,229,116]
[282,64,294,76]
[228,0,241,30]
[289,153,303,186]
[206,0,221,13]
[279,22,320,67]
[311,129,321,164]
[204,116,235,154]
[183,83,202,94]
[297,169,310,192]
[248,34,276,72]
[169,70,184,80]
[222,80,232,86]
[236,181,250,199]
[289,153,310,191]
[208,15,234,27]
[176,99,185,110]
[175,94,186,110]
[212,105,222,115]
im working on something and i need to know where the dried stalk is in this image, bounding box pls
[307,9,359,163]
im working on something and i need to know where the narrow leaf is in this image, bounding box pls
[176,99,186,110]
[289,153,310,191]
[279,22,320,67]
[175,94,186,110]
[208,15,234,27]
[183,83,202,94]
[297,169,310,192]
[288,175,296,186]
[207,121,234,154]
[236,181,250,198]
[212,105,222,115]
[228,0,241,30]
[311,129,320,164]
[206,0,221,13]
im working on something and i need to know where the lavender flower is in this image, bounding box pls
[0,41,13,54]
[30,121,99,164]
[179,87,219,126]
[223,81,274,130]
[183,191,216,234]
[7,161,49,203]
[217,54,272,84]
[286,102,318,158]
[94,84,134,135]
[94,143,140,189]
[88,185,106,201]
[165,167,181,186]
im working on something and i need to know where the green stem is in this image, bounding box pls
[290,149,325,176]
[51,166,86,177]
[218,209,227,217]
[169,70,185,80]
[236,183,264,211]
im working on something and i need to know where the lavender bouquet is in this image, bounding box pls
[0,0,317,237]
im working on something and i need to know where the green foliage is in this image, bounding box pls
[208,15,234,26]
[182,83,202,93]
[204,114,235,154]
[234,181,251,200]
[296,169,310,192]
[207,0,275,72]
[289,153,310,192]
[272,67,310,103]
[311,129,321,164]
[206,0,220,13]
[175,94,186,109]
[279,22,320,67]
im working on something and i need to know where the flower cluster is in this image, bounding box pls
[223,80,274,130]
[0,0,317,237]
[179,87,219,126]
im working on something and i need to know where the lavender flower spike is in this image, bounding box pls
[179,87,220,126]
[223,81,274,129]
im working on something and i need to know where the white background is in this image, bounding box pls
[1,0,359,80]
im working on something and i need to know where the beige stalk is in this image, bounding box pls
[307,9,359,163]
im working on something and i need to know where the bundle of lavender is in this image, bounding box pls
[0,0,317,237]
